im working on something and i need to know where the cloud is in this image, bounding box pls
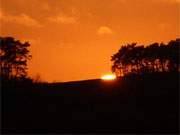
[97,26,113,35]
[0,11,42,28]
[47,13,77,24]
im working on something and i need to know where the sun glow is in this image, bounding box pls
[101,74,116,80]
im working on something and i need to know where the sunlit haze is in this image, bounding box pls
[0,0,179,82]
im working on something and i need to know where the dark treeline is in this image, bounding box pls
[0,37,179,81]
[111,39,180,77]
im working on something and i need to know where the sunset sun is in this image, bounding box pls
[101,74,116,80]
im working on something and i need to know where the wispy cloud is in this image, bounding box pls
[0,11,42,28]
[97,26,113,35]
[47,13,78,24]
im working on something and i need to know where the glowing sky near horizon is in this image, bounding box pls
[0,0,179,82]
[101,74,116,80]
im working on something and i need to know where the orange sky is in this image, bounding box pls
[0,0,179,82]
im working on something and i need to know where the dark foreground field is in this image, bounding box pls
[2,72,179,134]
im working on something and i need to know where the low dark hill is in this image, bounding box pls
[2,72,179,134]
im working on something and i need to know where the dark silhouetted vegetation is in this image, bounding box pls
[2,73,179,134]
[0,36,32,80]
[1,37,179,134]
[111,39,180,76]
